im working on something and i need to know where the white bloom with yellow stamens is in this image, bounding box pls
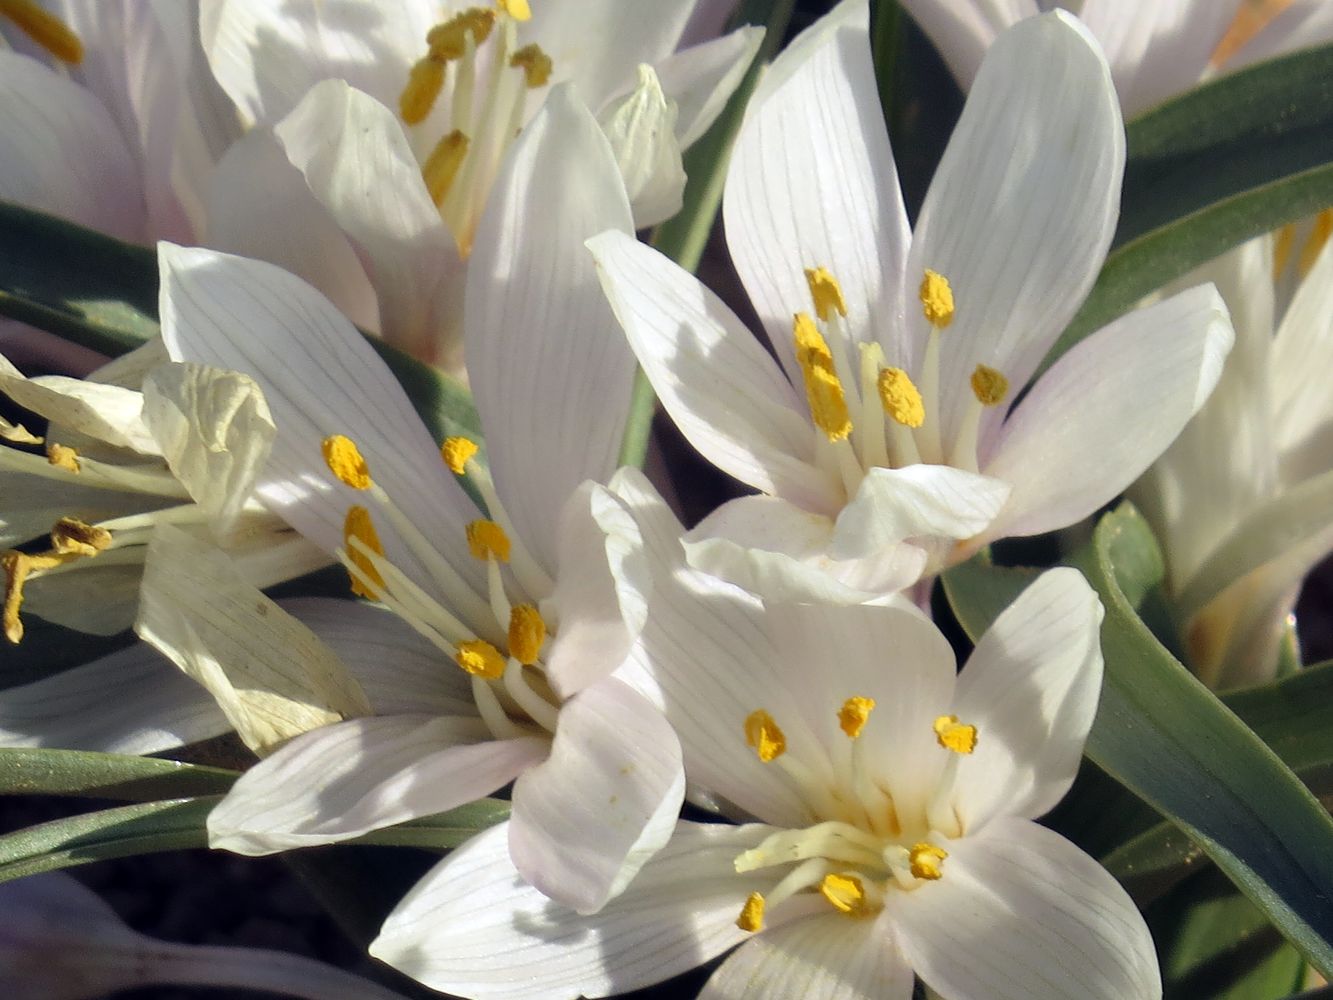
[370,472,1159,1000]
[589,1,1233,605]
[154,88,683,916]
[198,0,762,366]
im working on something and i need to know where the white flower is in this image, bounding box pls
[369,470,1160,1000]
[588,1,1233,605]
[198,0,762,365]
[898,0,1333,116]
[1135,232,1333,688]
[151,87,682,915]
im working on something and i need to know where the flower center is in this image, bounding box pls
[730,696,979,931]
[397,2,553,256]
[323,433,563,739]
[792,265,1011,496]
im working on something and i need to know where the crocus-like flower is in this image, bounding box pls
[1135,233,1333,689]
[151,87,682,915]
[588,1,1232,605]
[369,468,1160,1000]
[898,0,1333,117]
[199,0,761,365]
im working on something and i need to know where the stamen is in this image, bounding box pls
[343,506,386,599]
[735,821,884,873]
[345,535,468,651]
[877,368,925,428]
[442,436,480,474]
[422,130,470,206]
[919,269,954,328]
[46,443,79,473]
[426,8,497,59]
[467,519,511,562]
[495,0,531,19]
[400,56,446,125]
[3,550,65,643]
[322,435,372,490]
[471,673,525,739]
[502,657,559,732]
[856,344,891,469]
[970,365,1008,407]
[735,892,765,932]
[0,0,81,63]
[804,267,847,322]
[744,709,786,762]
[1301,207,1333,276]
[455,639,507,680]
[819,873,874,917]
[509,44,552,87]
[49,517,110,556]
[508,603,545,664]
[933,714,977,754]
[793,313,852,442]
[909,842,947,881]
[837,696,875,739]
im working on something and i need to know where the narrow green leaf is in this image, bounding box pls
[1101,821,1207,909]
[349,798,511,849]
[0,748,237,800]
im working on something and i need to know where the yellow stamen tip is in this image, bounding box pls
[919,269,955,328]
[970,364,1008,407]
[508,603,546,665]
[467,519,511,563]
[322,435,372,490]
[46,443,79,473]
[1300,207,1333,277]
[423,129,470,207]
[744,709,786,763]
[877,367,925,428]
[455,639,507,680]
[400,56,446,125]
[2,550,28,644]
[496,0,531,21]
[804,266,847,322]
[509,43,553,88]
[50,517,111,557]
[427,9,497,60]
[442,436,479,475]
[0,0,82,64]
[793,313,852,442]
[819,873,871,916]
[933,714,978,755]
[736,892,765,933]
[343,505,386,600]
[837,696,875,739]
[909,842,948,881]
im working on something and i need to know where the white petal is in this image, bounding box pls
[371,820,777,1000]
[701,911,913,1000]
[948,568,1104,831]
[543,482,649,699]
[140,361,274,538]
[0,371,157,455]
[587,231,837,512]
[893,817,1161,1000]
[510,678,684,914]
[274,80,463,365]
[725,0,911,383]
[0,643,228,754]
[653,26,764,149]
[597,65,687,227]
[907,10,1123,451]
[983,284,1234,541]
[208,714,542,855]
[468,83,635,571]
[135,524,371,755]
[896,0,1032,90]
[1272,234,1333,484]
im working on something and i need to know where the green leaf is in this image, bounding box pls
[348,798,511,849]
[1052,43,1333,363]
[944,505,1333,975]
[0,748,237,800]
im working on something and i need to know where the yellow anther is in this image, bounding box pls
[933,714,977,755]
[467,519,511,563]
[49,517,110,557]
[804,266,847,322]
[2,549,65,644]
[426,9,496,60]
[508,603,546,665]
[422,129,470,206]
[322,435,372,490]
[909,842,948,881]
[919,269,955,328]
[496,0,532,20]
[343,505,386,600]
[509,43,553,88]
[0,0,82,64]
[442,436,479,474]
[400,56,446,125]
[837,696,875,739]
[455,639,507,680]
[736,891,765,932]
[46,443,79,473]
[793,313,852,442]
[744,709,786,763]
[877,367,925,428]
[1300,207,1333,277]
[819,873,871,916]
[970,364,1009,407]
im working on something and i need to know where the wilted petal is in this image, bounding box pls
[597,65,687,227]
[653,26,763,148]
